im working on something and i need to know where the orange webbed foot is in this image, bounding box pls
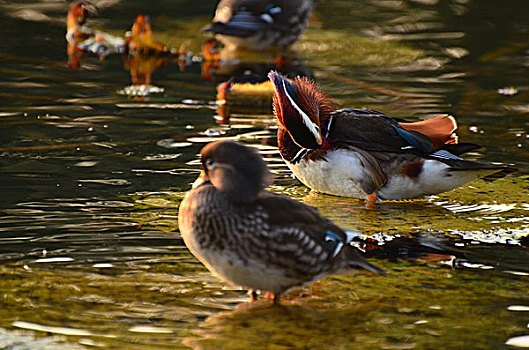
[366,192,378,210]
[265,292,281,306]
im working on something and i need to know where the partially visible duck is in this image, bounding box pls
[203,0,318,50]
[65,1,126,65]
[268,71,517,208]
[126,15,168,53]
[66,2,90,43]
[66,1,91,69]
[178,140,384,305]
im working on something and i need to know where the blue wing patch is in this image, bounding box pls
[324,230,344,258]
[337,108,434,153]
[393,126,434,153]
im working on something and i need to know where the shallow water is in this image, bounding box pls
[0,0,528,349]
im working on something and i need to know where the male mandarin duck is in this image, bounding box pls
[66,2,90,42]
[66,1,125,62]
[268,71,517,208]
[178,140,384,305]
[66,1,90,66]
[203,0,318,50]
[126,15,168,53]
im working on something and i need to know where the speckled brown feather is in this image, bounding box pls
[181,184,382,283]
[205,0,318,49]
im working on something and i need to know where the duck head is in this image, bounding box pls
[193,141,273,203]
[129,15,151,47]
[269,71,334,151]
[67,2,89,30]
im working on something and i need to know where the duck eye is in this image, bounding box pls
[204,158,215,169]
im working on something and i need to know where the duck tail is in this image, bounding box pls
[345,248,387,275]
[429,147,518,181]
[448,162,518,181]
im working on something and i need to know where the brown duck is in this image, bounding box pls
[178,140,384,305]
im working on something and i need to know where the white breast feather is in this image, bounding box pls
[284,150,492,200]
[285,149,369,198]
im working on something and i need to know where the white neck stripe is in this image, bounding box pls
[291,148,308,163]
[282,80,321,144]
[325,116,333,139]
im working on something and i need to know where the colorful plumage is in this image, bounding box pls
[269,71,517,207]
[178,140,384,305]
[65,1,126,67]
[126,15,168,53]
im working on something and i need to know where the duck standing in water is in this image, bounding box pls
[203,0,318,50]
[178,140,384,305]
[268,71,517,208]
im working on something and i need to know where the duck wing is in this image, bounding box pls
[203,0,282,37]
[327,109,436,155]
[244,191,385,277]
[327,109,516,177]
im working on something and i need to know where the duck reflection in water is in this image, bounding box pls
[200,37,311,84]
[120,15,177,101]
[66,4,191,98]
[204,38,312,126]
[183,297,384,349]
[200,0,317,100]
[178,140,385,305]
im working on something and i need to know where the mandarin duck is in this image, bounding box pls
[66,2,89,42]
[66,1,90,69]
[203,0,318,50]
[126,15,168,53]
[268,71,517,208]
[178,140,384,305]
[66,2,126,62]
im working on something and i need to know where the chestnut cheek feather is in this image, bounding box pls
[271,74,323,150]
[273,93,285,126]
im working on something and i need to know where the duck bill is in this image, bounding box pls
[192,171,208,189]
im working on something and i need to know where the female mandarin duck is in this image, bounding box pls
[268,71,517,208]
[178,140,384,305]
[203,0,318,50]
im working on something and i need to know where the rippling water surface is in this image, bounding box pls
[1,0,528,348]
